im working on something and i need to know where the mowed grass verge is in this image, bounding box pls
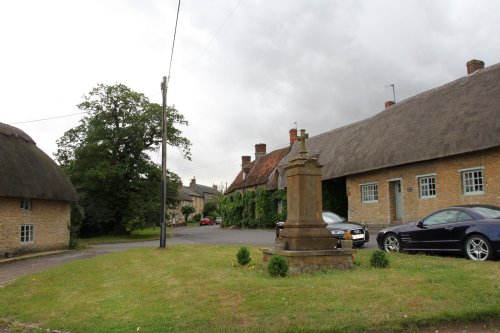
[78,227,161,246]
[0,245,499,333]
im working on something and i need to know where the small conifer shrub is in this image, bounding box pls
[267,255,289,277]
[236,246,251,266]
[370,250,390,268]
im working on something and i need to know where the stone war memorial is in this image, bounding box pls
[262,129,354,274]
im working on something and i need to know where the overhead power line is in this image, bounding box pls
[189,0,244,68]
[8,112,86,125]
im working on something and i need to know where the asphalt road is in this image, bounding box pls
[0,226,378,285]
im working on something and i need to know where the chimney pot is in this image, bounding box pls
[241,155,251,178]
[255,143,266,160]
[385,100,395,109]
[190,177,196,187]
[241,155,251,168]
[466,59,485,75]
[289,128,298,146]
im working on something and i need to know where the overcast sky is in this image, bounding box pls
[1,0,499,190]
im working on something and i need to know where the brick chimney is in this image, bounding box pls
[289,128,298,146]
[189,177,196,188]
[466,59,485,75]
[255,143,266,160]
[385,101,395,109]
[241,156,251,178]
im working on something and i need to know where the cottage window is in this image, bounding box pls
[418,175,436,198]
[20,198,32,210]
[462,169,484,194]
[361,183,378,203]
[20,224,35,243]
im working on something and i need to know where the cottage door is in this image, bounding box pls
[394,181,403,220]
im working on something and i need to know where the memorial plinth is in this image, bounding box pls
[262,129,353,273]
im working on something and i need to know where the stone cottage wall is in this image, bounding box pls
[0,197,71,257]
[346,147,500,227]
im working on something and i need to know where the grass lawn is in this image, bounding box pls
[0,245,499,333]
[78,227,162,246]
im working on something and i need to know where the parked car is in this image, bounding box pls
[376,205,500,261]
[215,217,222,225]
[275,211,369,247]
[199,217,215,226]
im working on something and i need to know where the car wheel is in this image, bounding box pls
[383,233,400,253]
[465,235,493,261]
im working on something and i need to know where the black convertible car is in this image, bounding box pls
[377,205,500,261]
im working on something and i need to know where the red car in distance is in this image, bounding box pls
[199,218,215,226]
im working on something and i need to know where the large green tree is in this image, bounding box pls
[56,83,191,236]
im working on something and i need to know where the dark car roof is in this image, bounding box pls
[450,204,500,210]
[430,205,500,220]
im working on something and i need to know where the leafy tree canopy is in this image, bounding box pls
[56,83,191,236]
[181,205,196,222]
[203,201,218,217]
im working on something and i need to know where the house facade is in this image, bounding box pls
[277,59,500,227]
[225,130,296,194]
[169,178,220,224]
[0,123,78,257]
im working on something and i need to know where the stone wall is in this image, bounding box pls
[346,147,500,226]
[0,197,71,257]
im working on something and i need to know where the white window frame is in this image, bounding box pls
[20,198,32,211]
[20,224,35,244]
[460,167,484,195]
[417,174,436,198]
[361,183,378,203]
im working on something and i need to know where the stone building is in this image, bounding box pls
[169,178,220,224]
[225,130,297,194]
[0,123,78,257]
[278,60,500,227]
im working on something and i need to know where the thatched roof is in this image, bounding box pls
[0,123,78,201]
[279,62,500,180]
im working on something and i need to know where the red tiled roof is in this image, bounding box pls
[225,147,289,194]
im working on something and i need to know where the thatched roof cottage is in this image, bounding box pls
[0,123,77,257]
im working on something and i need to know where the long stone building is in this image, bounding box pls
[0,123,78,257]
[277,59,500,227]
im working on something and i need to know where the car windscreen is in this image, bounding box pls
[473,206,500,219]
[322,211,345,223]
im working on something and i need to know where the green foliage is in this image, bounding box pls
[56,83,190,236]
[370,250,390,268]
[203,201,217,217]
[181,205,195,222]
[193,214,201,222]
[267,255,289,277]
[68,202,85,249]
[219,188,287,229]
[236,246,251,266]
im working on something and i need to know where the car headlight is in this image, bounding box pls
[331,229,344,235]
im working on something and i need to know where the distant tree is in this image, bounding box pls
[56,83,191,236]
[203,201,218,217]
[181,205,195,222]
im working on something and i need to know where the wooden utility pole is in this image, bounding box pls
[160,76,168,248]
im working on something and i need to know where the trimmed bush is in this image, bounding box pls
[267,255,289,277]
[370,250,390,268]
[236,246,251,266]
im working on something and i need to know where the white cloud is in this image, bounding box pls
[1,0,499,189]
